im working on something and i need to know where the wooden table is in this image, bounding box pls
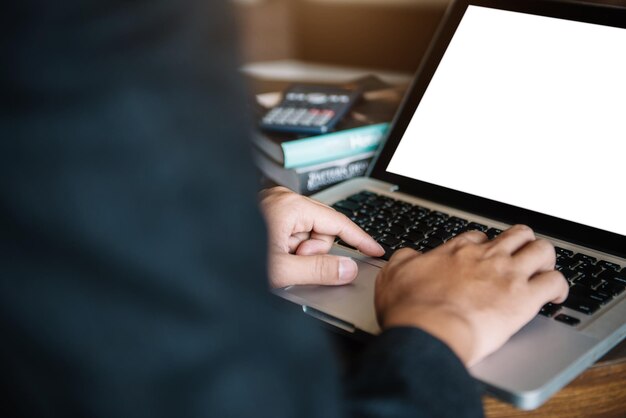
[483,339,626,418]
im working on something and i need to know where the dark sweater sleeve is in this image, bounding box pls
[346,327,484,418]
[2,1,483,417]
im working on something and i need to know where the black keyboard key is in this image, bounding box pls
[568,284,610,304]
[357,209,376,219]
[379,236,401,248]
[573,253,597,265]
[431,229,455,242]
[554,314,580,326]
[422,215,445,227]
[555,247,574,258]
[402,231,426,244]
[359,190,377,198]
[363,221,383,231]
[366,198,387,208]
[440,220,468,233]
[563,293,600,315]
[406,206,430,219]
[333,206,353,217]
[373,210,393,222]
[539,302,561,317]
[410,222,435,236]
[394,215,414,228]
[385,224,406,237]
[377,197,396,209]
[369,219,389,229]
[358,203,377,214]
[354,211,373,222]
[597,260,621,271]
[347,192,372,204]
[568,284,586,296]
[420,237,443,249]
[447,216,468,226]
[431,211,449,219]
[575,274,603,289]
[598,269,626,286]
[556,257,578,271]
[466,222,488,232]
[597,281,626,297]
[575,263,603,278]
[587,290,612,305]
[485,228,503,239]
[448,226,466,237]
[390,201,412,213]
[394,241,410,250]
[334,199,361,212]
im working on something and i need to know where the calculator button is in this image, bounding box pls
[312,110,335,126]
[300,109,319,126]
[286,108,308,125]
[262,107,282,124]
[276,107,296,125]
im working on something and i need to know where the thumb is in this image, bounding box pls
[270,253,358,288]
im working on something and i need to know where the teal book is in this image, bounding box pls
[252,83,404,169]
[254,123,388,168]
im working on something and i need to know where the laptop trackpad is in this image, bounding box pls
[279,256,382,335]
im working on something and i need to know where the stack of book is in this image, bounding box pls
[252,77,405,195]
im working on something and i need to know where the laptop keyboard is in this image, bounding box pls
[332,190,626,326]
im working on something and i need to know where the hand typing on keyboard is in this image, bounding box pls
[375,225,569,367]
[259,187,385,288]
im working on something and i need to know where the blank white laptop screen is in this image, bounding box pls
[386,5,626,237]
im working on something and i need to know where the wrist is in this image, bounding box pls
[381,306,477,366]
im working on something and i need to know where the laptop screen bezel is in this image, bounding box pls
[369,0,626,258]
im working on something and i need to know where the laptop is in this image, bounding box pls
[273,0,626,410]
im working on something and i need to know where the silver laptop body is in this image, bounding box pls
[274,0,626,410]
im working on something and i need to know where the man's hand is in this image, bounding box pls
[375,225,569,366]
[260,187,385,288]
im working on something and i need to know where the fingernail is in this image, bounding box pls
[375,242,385,254]
[338,257,358,283]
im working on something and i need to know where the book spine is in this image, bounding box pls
[298,157,372,195]
[281,123,389,169]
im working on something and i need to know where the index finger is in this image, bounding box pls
[308,204,385,257]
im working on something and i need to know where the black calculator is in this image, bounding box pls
[259,85,361,135]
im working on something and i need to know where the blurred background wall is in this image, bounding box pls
[233,0,626,73]
[233,0,450,73]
